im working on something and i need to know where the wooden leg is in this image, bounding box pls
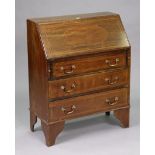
[41,121,65,147]
[114,108,129,128]
[105,111,110,116]
[30,111,37,132]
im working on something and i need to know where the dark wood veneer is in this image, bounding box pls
[48,69,128,99]
[52,52,126,78]
[27,12,131,146]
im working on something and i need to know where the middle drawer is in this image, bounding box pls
[48,69,128,99]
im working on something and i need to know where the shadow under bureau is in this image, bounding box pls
[27,12,131,146]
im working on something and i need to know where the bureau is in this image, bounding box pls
[27,12,131,146]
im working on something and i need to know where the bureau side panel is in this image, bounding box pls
[27,20,48,121]
[127,47,131,106]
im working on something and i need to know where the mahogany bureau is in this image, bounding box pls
[27,12,131,146]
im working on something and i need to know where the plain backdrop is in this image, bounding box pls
[15,0,140,155]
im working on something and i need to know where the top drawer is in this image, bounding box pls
[51,52,127,78]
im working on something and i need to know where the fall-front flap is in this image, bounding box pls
[32,12,130,59]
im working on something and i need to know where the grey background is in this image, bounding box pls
[16,0,140,155]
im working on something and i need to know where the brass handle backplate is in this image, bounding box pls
[105,76,119,85]
[61,83,76,93]
[105,96,119,106]
[105,58,120,67]
[61,105,76,115]
[60,65,76,74]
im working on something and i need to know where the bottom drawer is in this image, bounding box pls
[49,88,128,121]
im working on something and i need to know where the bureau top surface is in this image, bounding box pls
[28,12,130,60]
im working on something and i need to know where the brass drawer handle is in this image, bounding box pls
[105,58,119,67]
[61,83,76,93]
[60,65,76,74]
[105,96,119,106]
[105,76,119,85]
[61,105,76,115]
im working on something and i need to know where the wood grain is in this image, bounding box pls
[48,69,128,99]
[41,121,64,146]
[27,20,49,121]
[52,52,126,78]
[27,12,131,146]
[28,12,130,60]
[49,88,128,122]
[114,108,129,128]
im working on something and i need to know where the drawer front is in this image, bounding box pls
[48,69,128,99]
[52,52,126,78]
[49,88,128,121]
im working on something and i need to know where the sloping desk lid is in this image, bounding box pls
[32,12,130,60]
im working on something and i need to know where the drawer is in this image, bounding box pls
[48,69,128,99]
[49,88,128,121]
[52,52,126,78]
